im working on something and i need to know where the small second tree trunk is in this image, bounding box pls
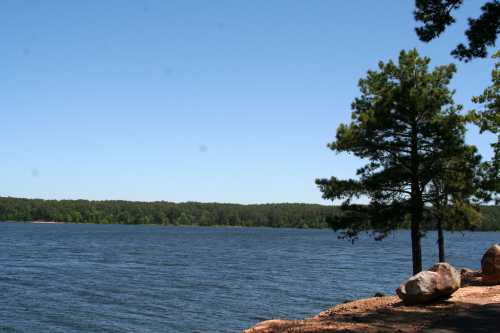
[437,217,445,262]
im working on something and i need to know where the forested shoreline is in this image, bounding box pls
[0,196,498,230]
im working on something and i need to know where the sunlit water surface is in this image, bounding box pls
[0,222,497,332]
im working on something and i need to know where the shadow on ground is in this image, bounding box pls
[245,286,500,333]
[420,303,500,333]
[323,299,500,333]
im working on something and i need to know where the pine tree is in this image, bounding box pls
[470,51,500,204]
[414,0,500,61]
[316,49,471,274]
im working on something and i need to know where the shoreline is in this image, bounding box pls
[1,220,500,232]
[1,220,334,230]
[3,221,311,229]
[32,221,65,224]
[244,285,500,332]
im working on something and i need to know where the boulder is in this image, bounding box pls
[460,268,482,287]
[396,263,461,305]
[481,244,500,285]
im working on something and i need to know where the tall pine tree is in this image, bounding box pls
[317,49,470,274]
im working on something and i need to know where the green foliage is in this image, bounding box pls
[426,143,482,232]
[0,196,498,230]
[471,51,500,132]
[316,49,475,273]
[0,197,338,229]
[317,49,466,231]
[414,0,500,61]
[471,51,500,203]
[414,0,463,42]
[477,205,500,230]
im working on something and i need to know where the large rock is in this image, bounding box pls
[460,268,482,287]
[396,263,461,305]
[481,244,500,285]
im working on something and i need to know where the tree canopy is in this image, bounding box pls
[316,49,473,274]
[0,196,498,230]
[426,143,482,261]
[470,51,500,204]
[414,0,500,61]
[0,197,336,229]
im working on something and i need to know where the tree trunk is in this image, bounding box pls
[437,216,445,262]
[410,122,423,275]
[411,202,423,275]
[410,176,423,274]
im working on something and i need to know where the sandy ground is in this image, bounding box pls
[244,285,500,333]
[32,221,64,224]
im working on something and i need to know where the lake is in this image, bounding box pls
[0,222,497,332]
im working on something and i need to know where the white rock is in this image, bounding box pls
[396,263,460,305]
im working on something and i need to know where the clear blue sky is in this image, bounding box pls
[1,1,496,204]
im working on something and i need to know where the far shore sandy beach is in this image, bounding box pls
[32,221,65,224]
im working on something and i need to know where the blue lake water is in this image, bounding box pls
[0,222,498,332]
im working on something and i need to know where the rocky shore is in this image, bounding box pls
[244,244,500,333]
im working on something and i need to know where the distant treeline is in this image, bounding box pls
[0,197,499,230]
